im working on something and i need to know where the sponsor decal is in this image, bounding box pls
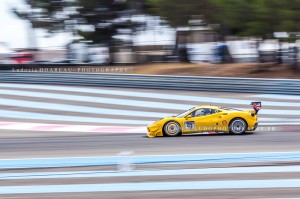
[196,126,229,131]
[185,121,195,130]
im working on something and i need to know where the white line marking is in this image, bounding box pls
[1,179,300,194]
[1,83,299,107]
[1,166,300,180]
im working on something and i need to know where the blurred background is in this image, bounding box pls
[0,0,299,68]
[1,1,300,198]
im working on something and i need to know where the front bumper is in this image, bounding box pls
[147,125,163,138]
[147,131,156,138]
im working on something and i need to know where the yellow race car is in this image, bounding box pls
[147,102,261,138]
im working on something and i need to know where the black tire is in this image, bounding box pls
[229,118,248,135]
[163,121,182,137]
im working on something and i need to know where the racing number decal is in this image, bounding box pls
[185,121,195,131]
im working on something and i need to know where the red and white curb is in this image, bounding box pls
[0,122,147,134]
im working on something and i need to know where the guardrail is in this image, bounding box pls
[0,71,300,95]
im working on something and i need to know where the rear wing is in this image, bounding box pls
[251,102,262,114]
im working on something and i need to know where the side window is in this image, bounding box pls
[192,108,211,117]
[211,109,220,114]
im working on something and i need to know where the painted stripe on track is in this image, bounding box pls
[0,110,152,125]
[0,179,300,194]
[0,122,146,133]
[1,151,300,169]
[0,108,300,125]
[0,121,296,134]
[0,98,174,118]
[254,94,300,100]
[2,89,300,116]
[0,83,300,126]
[1,165,300,180]
[1,83,300,107]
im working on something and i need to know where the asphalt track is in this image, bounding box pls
[0,130,299,158]
[0,83,300,198]
[1,130,300,198]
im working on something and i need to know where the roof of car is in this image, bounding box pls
[195,105,220,109]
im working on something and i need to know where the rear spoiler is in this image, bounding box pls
[251,102,261,114]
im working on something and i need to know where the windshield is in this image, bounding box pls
[176,107,195,118]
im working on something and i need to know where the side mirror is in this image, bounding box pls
[185,115,192,119]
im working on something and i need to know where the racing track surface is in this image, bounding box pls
[1,130,300,198]
[0,83,300,198]
[0,130,299,158]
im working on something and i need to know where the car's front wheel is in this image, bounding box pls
[163,121,182,137]
[229,118,247,134]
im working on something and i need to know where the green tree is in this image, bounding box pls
[147,0,215,27]
[13,0,71,33]
[147,0,300,38]
[212,0,300,38]
[13,0,146,45]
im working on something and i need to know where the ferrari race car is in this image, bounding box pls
[147,102,261,138]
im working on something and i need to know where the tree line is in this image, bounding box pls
[14,0,300,45]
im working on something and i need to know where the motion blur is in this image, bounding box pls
[0,1,300,198]
[0,0,299,68]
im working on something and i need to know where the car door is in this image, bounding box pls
[182,108,207,133]
[192,108,225,132]
[183,114,198,134]
[183,108,213,133]
[194,109,216,132]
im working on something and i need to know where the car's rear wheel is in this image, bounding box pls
[163,121,182,137]
[229,118,247,135]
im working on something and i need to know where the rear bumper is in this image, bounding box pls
[249,122,258,131]
[254,123,258,130]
